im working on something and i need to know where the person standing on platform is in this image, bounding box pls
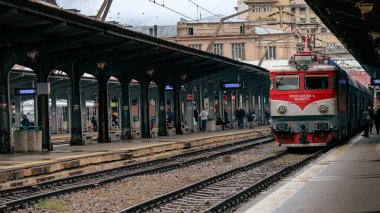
[361,109,371,138]
[91,115,97,132]
[368,106,374,134]
[374,109,380,135]
[193,108,199,127]
[21,115,30,128]
[199,108,208,132]
[235,107,246,129]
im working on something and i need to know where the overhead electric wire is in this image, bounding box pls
[147,0,197,21]
[186,0,223,18]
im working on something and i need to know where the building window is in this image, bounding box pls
[291,7,296,14]
[189,44,202,50]
[253,5,261,12]
[240,25,245,34]
[291,17,296,23]
[299,7,306,14]
[321,27,327,33]
[232,43,245,60]
[310,18,317,24]
[212,43,223,56]
[265,46,276,60]
[300,18,306,24]
[326,43,336,49]
[188,27,193,35]
[263,4,271,12]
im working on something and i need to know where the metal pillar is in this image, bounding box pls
[67,91,71,133]
[208,89,214,120]
[173,82,182,135]
[15,96,21,128]
[227,92,233,127]
[51,94,58,134]
[36,62,52,150]
[81,92,87,132]
[140,79,150,138]
[0,52,12,153]
[157,83,167,136]
[120,79,131,139]
[70,67,84,145]
[97,67,110,143]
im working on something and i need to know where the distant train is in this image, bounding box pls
[269,51,372,148]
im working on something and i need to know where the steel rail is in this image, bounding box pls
[0,136,273,211]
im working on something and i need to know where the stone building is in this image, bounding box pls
[238,0,347,55]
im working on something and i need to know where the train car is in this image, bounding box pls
[269,51,372,147]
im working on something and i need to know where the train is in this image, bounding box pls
[269,51,372,148]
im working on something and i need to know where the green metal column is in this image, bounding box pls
[173,82,182,135]
[0,52,12,153]
[140,79,150,138]
[157,82,167,136]
[97,66,110,143]
[36,60,52,150]
[120,78,131,139]
[69,66,84,145]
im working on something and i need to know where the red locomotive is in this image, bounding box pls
[269,51,372,148]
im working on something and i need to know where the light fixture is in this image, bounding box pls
[146,68,155,77]
[369,32,380,44]
[180,73,187,81]
[375,47,380,59]
[207,79,213,85]
[356,1,374,20]
[27,50,39,63]
[97,61,106,70]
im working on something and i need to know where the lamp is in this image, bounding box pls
[180,73,187,81]
[27,50,39,63]
[146,68,155,77]
[370,32,380,44]
[97,61,106,70]
[356,1,374,20]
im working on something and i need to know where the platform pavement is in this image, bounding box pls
[237,131,380,213]
[0,127,271,187]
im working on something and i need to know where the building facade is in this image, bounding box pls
[174,16,296,63]
[238,0,347,55]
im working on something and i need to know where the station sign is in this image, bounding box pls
[220,82,244,90]
[165,85,173,90]
[371,78,380,85]
[15,88,37,96]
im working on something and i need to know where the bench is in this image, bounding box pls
[167,128,176,136]
[131,129,142,139]
[83,134,93,144]
[182,126,190,134]
[215,125,223,131]
[110,131,121,142]
[151,128,158,138]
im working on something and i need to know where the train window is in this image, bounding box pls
[305,74,329,90]
[270,78,273,90]
[275,75,299,90]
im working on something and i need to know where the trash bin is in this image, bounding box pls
[13,128,28,152]
[27,126,42,152]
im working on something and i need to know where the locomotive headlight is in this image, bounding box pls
[318,104,328,113]
[278,105,287,114]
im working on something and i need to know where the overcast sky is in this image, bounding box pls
[56,0,237,26]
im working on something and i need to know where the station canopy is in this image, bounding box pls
[0,0,267,84]
[305,0,380,77]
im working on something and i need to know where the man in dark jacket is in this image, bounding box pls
[235,107,246,129]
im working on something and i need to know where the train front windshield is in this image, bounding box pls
[275,75,299,90]
[304,75,329,90]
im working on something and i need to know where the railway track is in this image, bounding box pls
[120,145,332,213]
[0,136,273,212]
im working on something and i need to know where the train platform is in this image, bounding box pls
[0,127,271,189]
[237,132,380,213]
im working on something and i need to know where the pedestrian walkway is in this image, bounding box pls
[0,127,271,187]
[237,131,380,213]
